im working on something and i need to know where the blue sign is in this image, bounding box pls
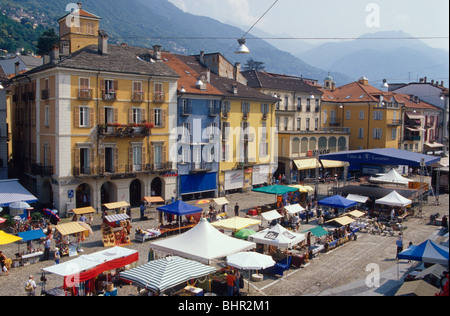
[68,190,74,198]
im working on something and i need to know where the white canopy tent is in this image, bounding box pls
[149,219,256,264]
[369,169,412,185]
[375,191,412,207]
[284,204,305,215]
[261,210,283,222]
[346,194,369,204]
[248,224,305,249]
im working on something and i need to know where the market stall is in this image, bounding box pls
[102,201,130,217]
[149,219,256,265]
[156,200,203,234]
[119,256,217,296]
[253,185,301,210]
[369,169,412,186]
[375,190,413,220]
[398,239,449,265]
[70,206,95,223]
[54,222,90,257]
[42,247,138,296]
[102,213,132,247]
[15,229,46,266]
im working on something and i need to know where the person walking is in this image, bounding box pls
[234,203,240,217]
[225,272,236,296]
[25,275,37,296]
[0,251,8,276]
[395,233,404,259]
[233,269,241,296]
[43,237,51,261]
[54,247,60,265]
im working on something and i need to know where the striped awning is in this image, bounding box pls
[104,213,130,223]
[119,256,217,293]
[71,206,96,215]
[103,201,130,210]
[0,179,38,207]
[55,222,88,235]
[211,217,261,232]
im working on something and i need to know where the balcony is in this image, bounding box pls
[208,107,220,116]
[404,135,421,141]
[98,123,153,137]
[189,161,214,173]
[132,91,144,102]
[31,163,53,177]
[41,89,50,100]
[180,105,193,116]
[388,119,403,126]
[102,90,117,101]
[154,92,165,103]
[78,89,93,100]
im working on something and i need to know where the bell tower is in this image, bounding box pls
[58,2,101,54]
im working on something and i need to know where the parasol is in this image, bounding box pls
[43,208,60,221]
[9,201,32,209]
[196,199,211,205]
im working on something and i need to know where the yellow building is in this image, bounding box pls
[321,76,402,151]
[10,6,179,215]
[175,53,279,194]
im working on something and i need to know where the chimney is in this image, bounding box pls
[441,81,444,87]
[61,40,70,56]
[152,45,162,61]
[234,62,241,81]
[424,76,427,83]
[331,82,336,92]
[201,69,210,83]
[419,78,424,83]
[231,84,238,95]
[195,76,207,90]
[50,44,60,64]
[77,2,82,10]
[14,61,20,77]
[199,51,205,65]
[98,30,108,55]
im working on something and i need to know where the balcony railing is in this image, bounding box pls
[98,123,153,137]
[78,89,92,100]
[388,119,403,126]
[132,91,144,102]
[102,90,117,101]
[74,161,172,177]
[31,163,53,177]
[189,161,214,173]
[41,89,50,100]
[154,93,165,102]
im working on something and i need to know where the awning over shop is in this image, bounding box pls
[0,179,38,207]
[425,142,444,149]
[55,222,88,236]
[211,217,261,232]
[395,280,439,296]
[284,204,305,214]
[71,206,96,215]
[406,113,425,120]
[261,210,283,222]
[294,158,319,170]
[406,127,426,132]
[142,196,165,203]
[319,148,440,167]
[248,224,305,248]
[213,197,230,206]
[252,185,298,195]
[327,216,355,226]
[320,160,350,169]
[18,229,46,242]
[346,194,369,204]
[103,201,130,210]
[156,200,202,217]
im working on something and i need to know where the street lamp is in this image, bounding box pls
[235,38,250,54]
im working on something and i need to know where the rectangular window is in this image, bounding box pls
[391,128,397,140]
[154,109,162,127]
[154,144,162,169]
[306,118,310,131]
[346,110,351,120]
[133,146,142,171]
[373,128,382,139]
[330,110,336,124]
[358,128,364,139]
[154,83,164,102]
[86,21,95,35]
[132,108,142,124]
[359,110,365,120]
[284,117,288,131]
[297,118,301,131]
[297,98,302,111]
[79,107,90,127]
[374,111,383,120]
[45,106,50,127]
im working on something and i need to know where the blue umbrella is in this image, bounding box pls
[318,195,357,209]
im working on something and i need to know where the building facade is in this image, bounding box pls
[10,7,179,216]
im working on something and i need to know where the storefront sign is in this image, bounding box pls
[252,165,270,185]
[224,170,244,190]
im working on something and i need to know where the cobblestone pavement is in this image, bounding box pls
[0,180,448,297]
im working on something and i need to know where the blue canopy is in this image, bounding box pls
[156,200,203,216]
[318,195,358,209]
[398,240,449,265]
[319,148,440,167]
[18,229,46,242]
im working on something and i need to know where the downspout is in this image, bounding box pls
[367,102,371,149]
[147,75,152,197]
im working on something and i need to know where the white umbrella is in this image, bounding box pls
[227,252,275,270]
[9,201,32,209]
[226,251,275,294]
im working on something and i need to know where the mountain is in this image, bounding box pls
[0,0,351,84]
[296,31,449,86]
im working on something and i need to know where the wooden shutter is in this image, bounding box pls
[129,147,133,172]
[99,107,105,124]
[129,108,133,124]
[149,146,154,169]
[141,108,146,123]
[114,80,119,91]
[89,107,95,127]
[142,146,146,170]
[74,147,80,175]
[149,109,155,125]
[99,147,105,174]
[162,145,167,164]
[90,147,95,175]
[114,147,119,173]
[114,108,118,124]
[74,107,80,128]
[161,109,166,128]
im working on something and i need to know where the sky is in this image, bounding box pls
[168,0,449,51]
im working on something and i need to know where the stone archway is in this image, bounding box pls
[129,179,142,207]
[41,181,53,208]
[151,177,163,197]
[101,181,117,205]
[76,183,91,208]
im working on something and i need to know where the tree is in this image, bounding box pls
[243,58,266,71]
[36,28,59,56]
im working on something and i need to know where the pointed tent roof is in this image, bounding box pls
[149,220,256,264]
[318,195,358,209]
[156,200,202,216]
[370,168,412,185]
[248,224,305,248]
[375,190,412,207]
[398,240,449,265]
[252,185,299,195]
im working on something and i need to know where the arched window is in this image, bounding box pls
[338,137,347,151]
[318,137,327,152]
[309,137,317,152]
[328,137,337,152]
[301,137,308,153]
[292,137,300,154]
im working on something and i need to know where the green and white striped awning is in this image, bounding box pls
[119,256,217,293]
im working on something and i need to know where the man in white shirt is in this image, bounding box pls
[25,275,37,296]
